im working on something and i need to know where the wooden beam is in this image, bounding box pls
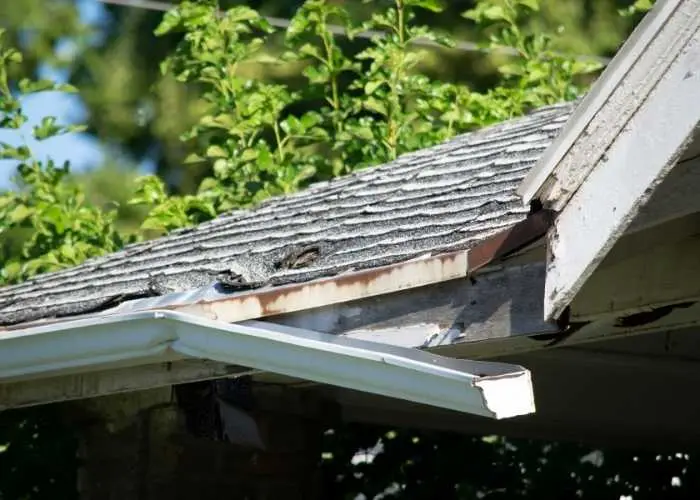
[272,241,700,359]
[270,262,558,347]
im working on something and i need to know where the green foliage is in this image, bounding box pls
[0,160,129,284]
[464,0,602,116]
[128,174,216,233]
[132,0,598,231]
[0,30,128,285]
[619,0,655,17]
[153,1,316,215]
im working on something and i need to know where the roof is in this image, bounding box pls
[0,102,574,327]
[516,0,700,319]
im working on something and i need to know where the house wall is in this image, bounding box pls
[73,387,326,500]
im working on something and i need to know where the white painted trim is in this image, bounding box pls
[0,310,534,419]
[543,29,700,319]
[518,0,700,206]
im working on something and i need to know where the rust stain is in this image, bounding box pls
[175,212,552,323]
[180,250,469,323]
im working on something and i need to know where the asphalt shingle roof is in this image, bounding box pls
[0,102,574,326]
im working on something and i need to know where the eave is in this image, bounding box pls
[2,210,553,331]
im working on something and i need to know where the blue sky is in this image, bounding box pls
[0,0,117,189]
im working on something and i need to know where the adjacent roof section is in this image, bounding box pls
[0,103,573,327]
[517,0,700,320]
[518,0,700,208]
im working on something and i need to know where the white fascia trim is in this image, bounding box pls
[0,310,535,420]
[518,0,696,206]
[543,28,700,319]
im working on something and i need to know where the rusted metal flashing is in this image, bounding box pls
[4,212,553,330]
[168,210,554,323]
[174,250,471,323]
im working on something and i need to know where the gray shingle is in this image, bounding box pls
[0,102,574,326]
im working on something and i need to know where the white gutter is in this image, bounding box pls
[0,310,535,419]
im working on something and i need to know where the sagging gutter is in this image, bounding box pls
[0,310,535,419]
[5,210,554,331]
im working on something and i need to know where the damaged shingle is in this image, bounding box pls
[274,244,323,271]
[0,102,575,326]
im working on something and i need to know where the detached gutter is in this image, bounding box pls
[0,310,535,419]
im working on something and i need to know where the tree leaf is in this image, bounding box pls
[32,117,62,141]
[406,0,445,13]
[18,79,56,94]
[364,80,384,96]
[518,0,541,11]
[155,9,183,36]
[205,144,228,158]
[8,204,32,224]
[56,83,80,93]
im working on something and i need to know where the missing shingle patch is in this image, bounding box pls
[275,245,322,271]
[212,256,276,292]
[216,270,250,290]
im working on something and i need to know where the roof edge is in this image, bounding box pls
[4,211,553,331]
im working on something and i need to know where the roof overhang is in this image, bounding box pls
[517,0,700,319]
[0,310,535,419]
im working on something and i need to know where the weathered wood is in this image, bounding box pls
[0,359,253,411]
[536,21,700,319]
[571,212,700,320]
[271,262,558,346]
